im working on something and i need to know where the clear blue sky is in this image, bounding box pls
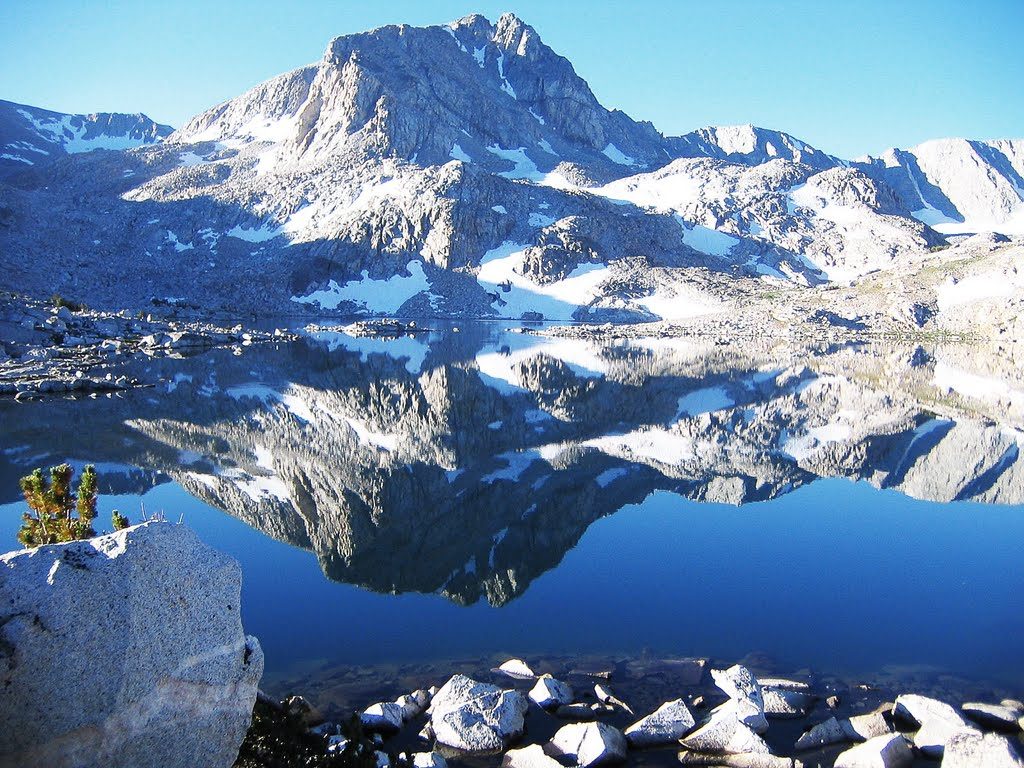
[2,0,1021,159]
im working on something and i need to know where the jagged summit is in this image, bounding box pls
[171,12,668,181]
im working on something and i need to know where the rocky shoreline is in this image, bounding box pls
[0,293,299,400]
[258,654,1024,768]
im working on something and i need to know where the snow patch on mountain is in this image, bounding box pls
[292,260,434,313]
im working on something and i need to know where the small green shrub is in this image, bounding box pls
[17,464,130,547]
[18,464,97,547]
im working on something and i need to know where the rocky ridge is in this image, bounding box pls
[0,13,1021,332]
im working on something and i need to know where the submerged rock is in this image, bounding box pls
[833,733,912,768]
[624,698,696,746]
[711,665,768,734]
[548,722,627,767]
[0,522,262,768]
[429,674,528,751]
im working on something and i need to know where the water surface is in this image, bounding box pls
[2,324,1022,698]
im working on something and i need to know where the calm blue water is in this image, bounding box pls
[2,327,1022,693]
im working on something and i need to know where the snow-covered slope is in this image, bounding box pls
[0,99,171,173]
[0,12,1020,329]
[595,158,941,281]
[857,138,1024,235]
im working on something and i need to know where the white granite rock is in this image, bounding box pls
[495,659,536,680]
[624,698,696,746]
[892,694,979,757]
[795,712,891,750]
[961,701,1024,730]
[411,751,448,768]
[396,693,427,721]
[361,702,406,733]
[548,722,628,767]
[679,702,771,755]
[594,683,634,715]
[0,523,262,768]
[941,730,1024,767]
[429,674,528,751]
[833,734,912,768]
[501,744,564,768]
[529,676,574,709]
[677,752,795,767]
[761,688,810,718]
[711,665,768,733]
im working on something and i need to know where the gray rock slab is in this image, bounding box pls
[961,702,1024,730]
[624,698,696,746]
[429,674,528,752]
[548,722,627,768]
[795,712,891,750]
[679,703,770,755]
[892,694,979,757]
[711,665,768,734]
[677,751,795,767]
[411,752,448,768]
[529,676,573,709]
[833,733,912,768]
[762,688,810,718]
[0,522,262,768]
[501,744,563,768]
[362,702,406,733]
[942,731,1024,768]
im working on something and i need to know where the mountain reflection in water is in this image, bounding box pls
[1,324,1022,685]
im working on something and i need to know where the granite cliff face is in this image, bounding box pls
[0,14,1021,327]
[2,332,1020,607]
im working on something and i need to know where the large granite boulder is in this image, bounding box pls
[428,674,528,751]
[0,523,263,768]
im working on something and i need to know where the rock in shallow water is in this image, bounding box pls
[624,698,696,746]
[548,722,627,768]
[833,733,912,768]
[0,522,262,768]
[429,674,528,752]
[892,693,979,757]
[361,702,406,734]
[502,744,563,768]
[677,752,794,767]
[961,701,1024,731]
[679,702,770,755]
[794,711,891,750]
[529,675,574,708]
[941,731,1024,768]
[711,665,768,733]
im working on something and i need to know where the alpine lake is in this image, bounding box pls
[2,320,1022,753]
